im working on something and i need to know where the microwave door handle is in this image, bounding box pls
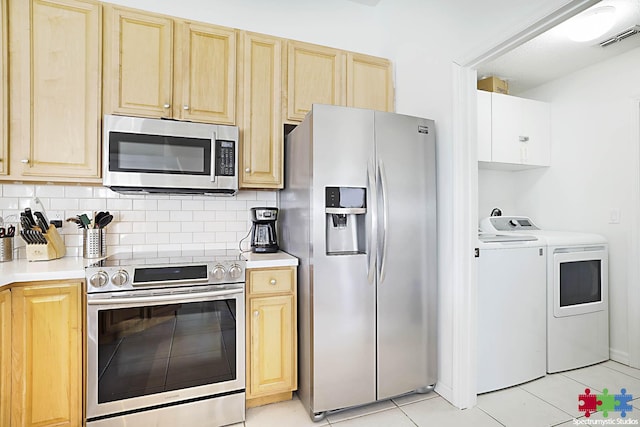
[210,132,217,182]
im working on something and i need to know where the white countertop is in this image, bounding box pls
[0,256,88,288]
[242,251,299,269]
[0,251,298,289]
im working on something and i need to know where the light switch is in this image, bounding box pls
[609,208,621,224]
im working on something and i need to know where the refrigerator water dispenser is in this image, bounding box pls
[325,187,366,255]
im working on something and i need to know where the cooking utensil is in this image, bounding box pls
[97,214,113,229]
[78,214,91,229]
[0,225,15,238]
[20,214,32,231]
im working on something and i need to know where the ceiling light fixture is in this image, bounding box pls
[566,6,617,42]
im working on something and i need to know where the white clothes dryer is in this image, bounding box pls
[480,216,609,373]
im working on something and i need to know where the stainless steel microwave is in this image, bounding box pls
[103,115,239,195]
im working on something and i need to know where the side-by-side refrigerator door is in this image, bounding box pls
[310,104,378,412]
[374,111,437,399]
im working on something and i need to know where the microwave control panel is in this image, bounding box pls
[215,140,235,176]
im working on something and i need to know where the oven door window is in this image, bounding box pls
[97,299,236,403]
[109,132,211,175]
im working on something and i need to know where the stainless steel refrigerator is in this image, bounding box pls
[279,104,437,420]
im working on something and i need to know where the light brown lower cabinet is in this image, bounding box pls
[3,281,82,427]
[0,288,11,427]
[246,267,297,408]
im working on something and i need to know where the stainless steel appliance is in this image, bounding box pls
[85,251,245,427]
[103,115,239,195]
[250,207,279,253]
[279,104,437,420]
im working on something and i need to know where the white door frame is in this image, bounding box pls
[628,99,640,368]
[449,0,600,409]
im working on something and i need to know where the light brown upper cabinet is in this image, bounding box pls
[285,40,345,122]
[238,31,283,189]
[0,0,7,176]
[103,5,236,124]
[346,52,394,112]
[9,0,102,181]
[285,41,394,123]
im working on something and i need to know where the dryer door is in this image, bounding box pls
[552,248,608,317]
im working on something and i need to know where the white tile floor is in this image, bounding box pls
[229,360,640,426]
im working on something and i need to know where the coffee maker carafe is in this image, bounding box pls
[250,207,279,253]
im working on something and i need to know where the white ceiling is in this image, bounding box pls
[347,0,382,5]
[476,0,640,94]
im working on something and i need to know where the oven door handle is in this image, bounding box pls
[87,287,243,306]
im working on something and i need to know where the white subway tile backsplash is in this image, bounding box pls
[158,200,181,211]
[35,185,65,198]
[64,186,93,198]
[1,184,278,257]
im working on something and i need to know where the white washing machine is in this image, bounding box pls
[480,216,609,373]
[477,233,546,393]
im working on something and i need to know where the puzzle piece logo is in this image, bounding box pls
[578,387,633,418]
[579,388,600,418]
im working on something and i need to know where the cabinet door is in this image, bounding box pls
[346,52,394,112]
[175,22,236,124]
[11,282,81,427]
[490,92,523,164]
[103,5,173,118]
[477,90,492,162]
[286,40,344,122]
[0,289,10,427]
[10,0,101,180]
[239,32,283,189]
[0,0,7,176]
[521,97,550,166]
[248,295,295,397]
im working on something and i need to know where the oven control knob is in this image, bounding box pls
[229,264,243,280]
[90,271,109,288]
[111,270,130,287]
[212,265,226,280]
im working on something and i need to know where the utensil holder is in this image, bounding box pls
[0,237,13,262]
[83,228,106,259]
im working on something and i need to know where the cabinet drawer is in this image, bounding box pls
[249,268,294,294]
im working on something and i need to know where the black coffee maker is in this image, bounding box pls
[250,207,279,253]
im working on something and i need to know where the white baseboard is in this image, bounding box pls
[610,348,630,365]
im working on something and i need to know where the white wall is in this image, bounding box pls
[478,46,640,362]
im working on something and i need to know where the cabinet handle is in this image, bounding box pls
[245,168,251,173]
[519,136,530,142]
[183,105,189,110]
[163,103,171,109]
[253,310,259,317]
[270,279,277,285]
[21,159,29,164]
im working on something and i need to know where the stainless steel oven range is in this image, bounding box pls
[85,252,245,427]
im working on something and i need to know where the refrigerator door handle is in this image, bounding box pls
[378,159,389,284]
[367,158,377,284]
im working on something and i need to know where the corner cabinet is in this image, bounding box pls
[8,0,102,181]
[103,5,236,124]
[10,280,82,427]
[246,267,297,408]
[477,90,551,169]
[238,31,283,189]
